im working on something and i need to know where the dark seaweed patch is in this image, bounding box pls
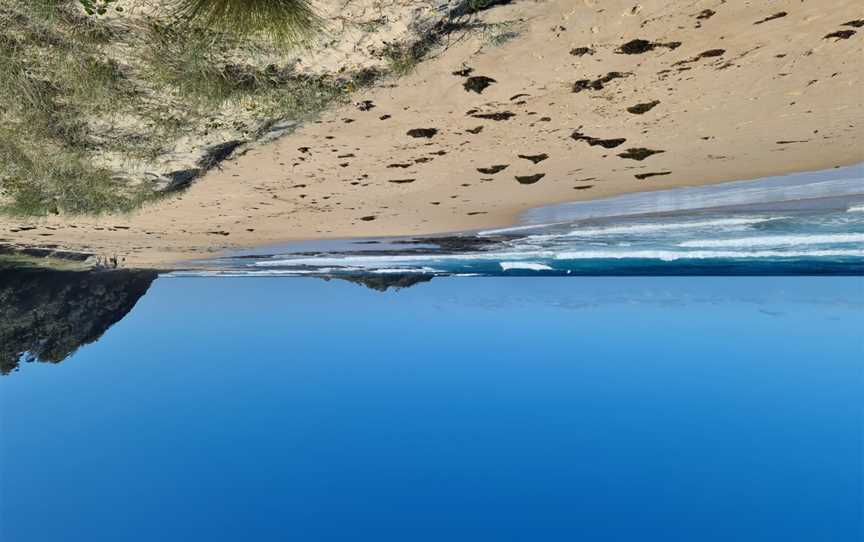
[463,76,497,94]
[572,71,630,93]
[635,171,671,180]
[674,49,726,66]
[515,173,545,185]
[825,30,856,40]
[616,39,681,54]
[754,12,787,25]
[477,164,509,174]
[470,111,516,121]
[466,126,484,134]
[696,9,715,20]
[388,179,416,184]
[569,47,594,56]
[843,20,864,28]
[618,148,665,160]
[573,185,594,190]
[407,128,438,138]
[571,130,626,148]
[517,153,549,164]
[627,100,660,114]
[452,66,474,77]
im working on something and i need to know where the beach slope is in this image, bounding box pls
[2,0,862,267]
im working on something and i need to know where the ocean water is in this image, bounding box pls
[1,276,862,541]
[192,165,864,279]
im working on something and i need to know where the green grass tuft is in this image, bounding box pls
[171,0,321,45]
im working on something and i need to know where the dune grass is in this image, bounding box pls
[0,0,341,216]
[0,0,157,215]
[171,0,321,44]
[0,0,496,217]
[145,21,345,113]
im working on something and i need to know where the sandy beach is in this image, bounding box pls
[2,0,862,268]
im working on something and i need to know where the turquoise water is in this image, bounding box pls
[2,276,862,541]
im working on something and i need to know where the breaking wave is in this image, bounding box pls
[678,233,864,248]
[500,262,553,271]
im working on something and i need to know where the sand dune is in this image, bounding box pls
[2,0,862,268]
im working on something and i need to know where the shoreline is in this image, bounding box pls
[222,162,864,257]
[1,0,862,269]
[6,161,862,273]
[2,156,862,272]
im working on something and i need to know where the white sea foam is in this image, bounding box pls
[559,217,784,237]
[255,251,553,267]
[678,233,864,248]
[168,269,329,277]
[847,204,864,213]
[477,222,567,236]
[500,261,553,271]
[553,249,864,261]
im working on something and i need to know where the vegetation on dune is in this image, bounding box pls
[0,2,156,215]
[171,0,321,44]
[0,0,515,217]
[0,0,337,215]
[79,0,321,44]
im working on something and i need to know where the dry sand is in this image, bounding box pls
[3,0,862,268]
